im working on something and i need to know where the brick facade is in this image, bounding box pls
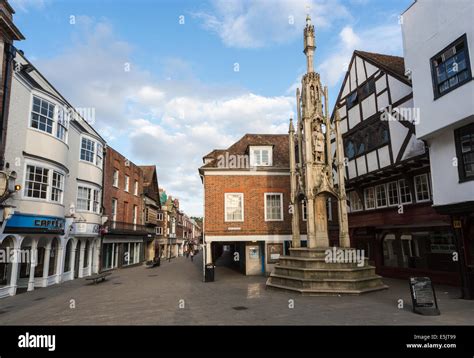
[103,146,144,225]
[204,175,293,236]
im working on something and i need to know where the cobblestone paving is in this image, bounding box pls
[0,252,473,325]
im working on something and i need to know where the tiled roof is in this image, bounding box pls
[139,165,159,202]
[355,50,407,80]
[200,134,289,169]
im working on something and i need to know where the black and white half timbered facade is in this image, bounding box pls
[331,51,459,285]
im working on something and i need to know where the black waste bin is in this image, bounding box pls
[205,264,215,282]
[156,257,161,267]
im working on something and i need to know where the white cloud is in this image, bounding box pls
[192,0,351,48]
[318,23,403,87]
[32,17,294,216]
[10,0,48,12]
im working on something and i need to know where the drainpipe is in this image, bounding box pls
[98,144,107,273]
[0,44,16,171]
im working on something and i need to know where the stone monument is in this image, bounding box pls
[266,15,387,295]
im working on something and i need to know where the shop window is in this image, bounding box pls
[48,240,58,276]
[382,234,397,267]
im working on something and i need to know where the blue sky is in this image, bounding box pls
[11,0,412,216]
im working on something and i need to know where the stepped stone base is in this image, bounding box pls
[266,247,388,296]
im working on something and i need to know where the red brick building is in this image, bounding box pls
[200,134,307,276]
[101,146,147,270]
[140,165,161,261]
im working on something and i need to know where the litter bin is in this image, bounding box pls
[205,264,215,282]
[156,257,161,267]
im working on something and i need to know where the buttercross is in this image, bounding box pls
[290,14,350,249]
[266,15,387,295]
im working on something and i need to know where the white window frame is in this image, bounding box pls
[348,191,363,212]
[375,184,387,208]
[364,187,376,210]
[398,179,412,204]
[76,183,101,214]
[264,193,284,222]
[111,198,118,222]
[156,227,163,235]
[134,180,139,196]
[157,213,164,221]
[224,193,244,222]
[113,169,119,188]
[132,205,138,225]
[124,175,130,192]
[414,173,431,203]
[96,142,103,167]
[79,134,103,168]
[387,181,399,206]
[249,146,273,167]
[51,170,65,203]
[22,160,66,205]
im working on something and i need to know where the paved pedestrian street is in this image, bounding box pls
[0,252,472,325]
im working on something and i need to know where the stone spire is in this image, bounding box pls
[303,14,315,73]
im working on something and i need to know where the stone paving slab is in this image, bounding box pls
[0,252,473,325]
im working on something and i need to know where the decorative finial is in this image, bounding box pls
[289,118,295,133]
[306,14,311,26]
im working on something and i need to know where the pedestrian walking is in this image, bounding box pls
[190,250,194,262]
[186,249,189,259]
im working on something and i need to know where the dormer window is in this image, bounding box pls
[250,146,273,167]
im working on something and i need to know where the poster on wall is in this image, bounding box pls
[267,243,283,264]
[248,246,259,260]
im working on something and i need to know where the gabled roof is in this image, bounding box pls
[200,134,289,170]
[331,50,410,121]
[139,165,160,205]
[354,50,409,84]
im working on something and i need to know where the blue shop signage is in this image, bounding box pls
[5,213,65,235]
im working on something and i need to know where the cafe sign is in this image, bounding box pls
[5,213,65,234]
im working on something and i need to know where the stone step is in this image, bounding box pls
[267,273,386,291]
[289,248,330,258]
[278,256,369,269]
[266,279,388,296]
[274,265,376,279]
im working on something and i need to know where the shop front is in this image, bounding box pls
[1,213,65,295]
[67,221,101,280]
